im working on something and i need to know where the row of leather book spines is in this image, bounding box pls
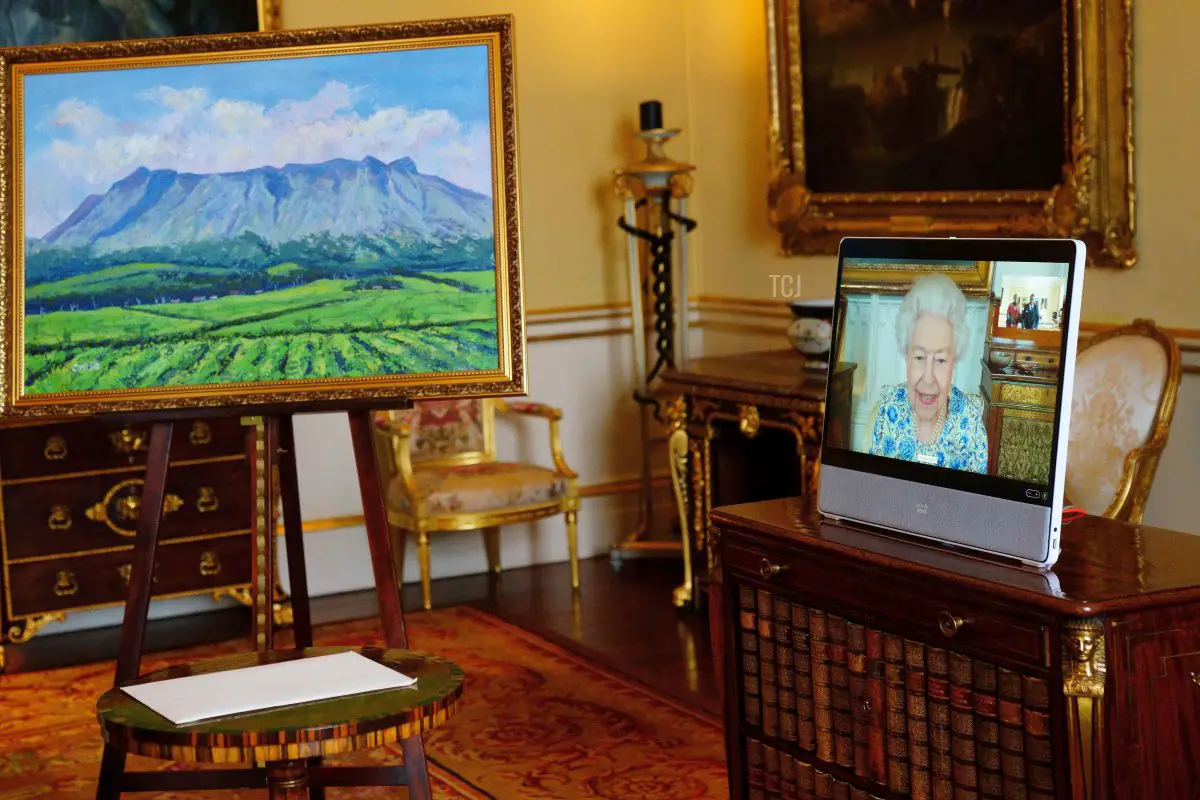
[738,585,1056,800]
[746,734,885,800]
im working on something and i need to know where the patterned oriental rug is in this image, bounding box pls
[0,606,728,799]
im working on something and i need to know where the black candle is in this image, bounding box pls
[639,100,663,131]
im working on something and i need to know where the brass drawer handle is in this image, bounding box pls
[110,428,147,455]
[760,558,782,580]
[1192,671,1200,688]
[200,551,222,577]
[197,487,220,513]
[48,505,72,531]
[938,610,973,638]
[54,570,78,597]
[44,435,68,460]
[118,564,159,585]
[189,421,212,445]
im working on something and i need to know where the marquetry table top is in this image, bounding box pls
[96,646,464,764]
[656,349,851,402]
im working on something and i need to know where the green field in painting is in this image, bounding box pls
[23,270,499,394]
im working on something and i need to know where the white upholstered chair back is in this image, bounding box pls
[1065,319,1181,523]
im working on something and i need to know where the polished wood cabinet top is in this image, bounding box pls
[656,349,847,400]
[712,496,1200,616]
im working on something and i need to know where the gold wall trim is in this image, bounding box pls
[520,296,1199,373]
[579,475,670,498]
[282,475,668,535]
[694,320,787,337]
[692,295,793,315]
[528,327,630,344]
[526,296,792,324]
[525,299,1200,339]
[527,302,629,318]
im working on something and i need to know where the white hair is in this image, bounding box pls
[895,273,969,358]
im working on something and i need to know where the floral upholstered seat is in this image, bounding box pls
[387,462,570,515]
[373,398,580,610]
[1065,319,1181,522]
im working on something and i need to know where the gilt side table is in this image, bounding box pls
[95,646,464,799]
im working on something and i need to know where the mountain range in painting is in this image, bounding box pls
[23,156,500,394]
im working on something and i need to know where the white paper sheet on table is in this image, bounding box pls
[121,650,417,725]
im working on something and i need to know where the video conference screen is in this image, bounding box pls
[831,258,1070,491]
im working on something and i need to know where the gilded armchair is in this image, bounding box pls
[1065,319,1182,523]
[373,398,580,610]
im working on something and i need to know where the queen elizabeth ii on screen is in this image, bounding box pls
[868,273,989,473]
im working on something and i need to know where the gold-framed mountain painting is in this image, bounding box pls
[1,17,524,418]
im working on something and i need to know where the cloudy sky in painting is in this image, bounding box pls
[22,45,493,237]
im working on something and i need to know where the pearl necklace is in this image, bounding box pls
[915,401,947,453]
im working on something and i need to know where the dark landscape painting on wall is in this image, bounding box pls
[0,0,264,46]
[799,0,1065,193]
[2,23,519,417]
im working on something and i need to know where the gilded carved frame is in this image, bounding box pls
[765,0,1136,268]
[0,15,526,418]
[839,260,994,297]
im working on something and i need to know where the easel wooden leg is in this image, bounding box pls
[401,736,433,800]
[95,421,175,800]
[347,409,408,649]
[348,409,432,799]
[272,415,324,798]
[276,415,313,647]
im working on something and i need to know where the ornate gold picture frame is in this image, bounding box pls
[840,259,993,296]
[765,0,1135,268]
[0,15,525,418]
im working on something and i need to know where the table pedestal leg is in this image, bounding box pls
[402,736,433,800]
[267,761,309,800]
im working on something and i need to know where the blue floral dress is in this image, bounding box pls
[868,384,988,473]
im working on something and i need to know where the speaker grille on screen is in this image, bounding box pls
[818,465,1053,565]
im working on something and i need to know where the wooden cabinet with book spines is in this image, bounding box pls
[716,498,1200,800]
[735,584,1053,800]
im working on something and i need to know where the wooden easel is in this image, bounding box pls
[93,409,431,799]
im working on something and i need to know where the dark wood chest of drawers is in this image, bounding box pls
[0,416,267,671]
[714,498,1200,800]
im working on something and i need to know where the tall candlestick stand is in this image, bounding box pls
[608,101,697,595]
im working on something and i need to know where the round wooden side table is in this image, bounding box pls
[96,646,465,800]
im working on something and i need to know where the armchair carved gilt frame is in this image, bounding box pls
[373,399,580,611]
[765,0,1136,268]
